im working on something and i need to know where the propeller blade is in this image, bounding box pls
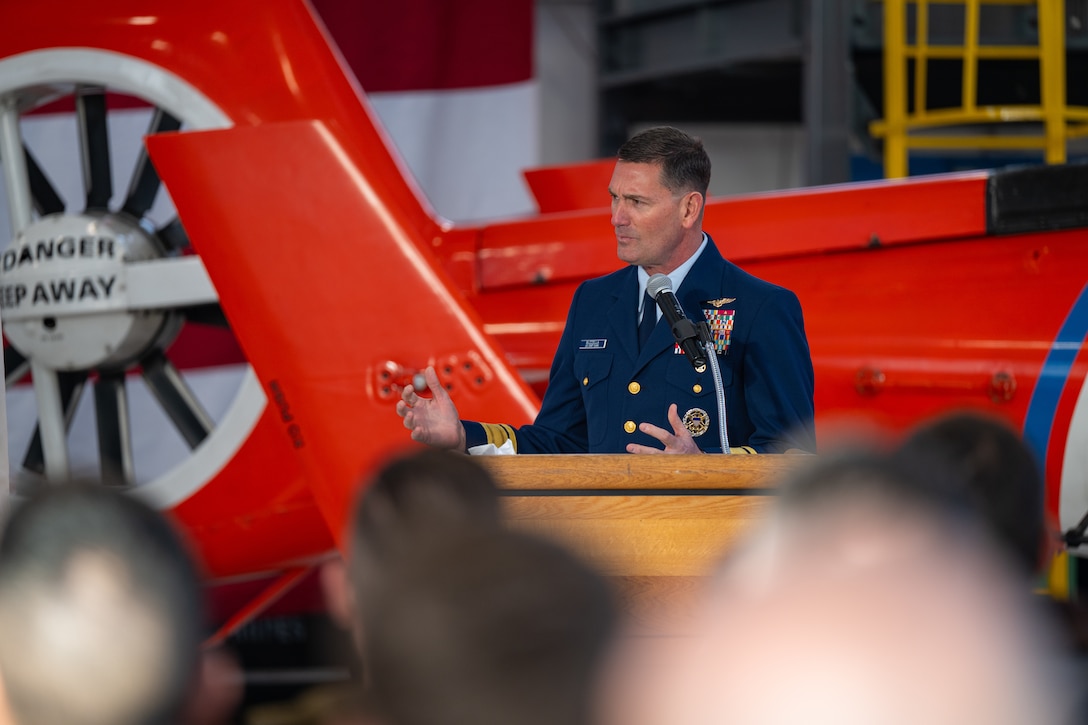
[157,217,190,252]
[76,87,112,211]
[121,108,181,219]
[141,350,213,449]
[4,345,30,386]
[0,94,33,234]
[22,370,86,475]
[94,370,134,487]
[24,146,66,215]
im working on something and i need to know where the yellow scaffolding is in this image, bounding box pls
[870,0,1088,178]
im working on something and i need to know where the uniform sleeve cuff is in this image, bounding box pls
[462,421,518,453]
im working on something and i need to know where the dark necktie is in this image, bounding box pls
[638,290,656,350]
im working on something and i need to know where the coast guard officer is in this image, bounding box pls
[398,126,815,454]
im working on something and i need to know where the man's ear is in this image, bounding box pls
[679,191,704,229]
[320,557,355,632]
[320,557,369,659]
[180,647,243,725]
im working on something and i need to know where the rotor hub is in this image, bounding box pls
[1,212,177,371]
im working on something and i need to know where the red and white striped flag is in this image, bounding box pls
[315,0,538,221]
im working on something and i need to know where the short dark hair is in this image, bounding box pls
[894,411,1045,577]
[0,482,203,725]
[364,527,617,725]
[351,449,502,556]
[349,448,503,603]
[772,447,973,527]
[617,126,711,197]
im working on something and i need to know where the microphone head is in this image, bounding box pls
[646,273,672,300]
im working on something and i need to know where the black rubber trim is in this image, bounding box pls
[987,162,1088,235]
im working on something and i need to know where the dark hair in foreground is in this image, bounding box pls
[0,483,204,725]
[893,411,1046,577]
[774,445,973,524]
[363,526,618,725]
[617,126,711,197]
[350,448,502,585]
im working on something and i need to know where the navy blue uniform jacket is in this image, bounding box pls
[464,236,816,453]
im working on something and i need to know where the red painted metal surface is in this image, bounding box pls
[522,158,617,214]
[146,120,540,547]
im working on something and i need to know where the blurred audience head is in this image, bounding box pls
[597,449,1082,725]
[363,526,617,725]
[323,449,503,660]
[893,410,1046,577]
[350,447,502,570]
[353,446,500,592]
[0,481,205,725]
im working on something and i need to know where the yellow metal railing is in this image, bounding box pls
[871,0,1088,177]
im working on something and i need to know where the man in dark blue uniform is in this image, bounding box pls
[398,126,815,454]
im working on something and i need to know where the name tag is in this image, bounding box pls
[579,338,607,350]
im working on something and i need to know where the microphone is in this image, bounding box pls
[647,274,710,373]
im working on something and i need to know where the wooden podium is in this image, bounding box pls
[479,454,807,632]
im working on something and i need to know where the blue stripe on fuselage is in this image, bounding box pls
[1023,283,1088,469]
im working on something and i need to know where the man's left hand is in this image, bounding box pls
[626,403,702,454]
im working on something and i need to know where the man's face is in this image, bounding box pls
[609,160,694,275]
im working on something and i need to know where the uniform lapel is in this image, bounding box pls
[676,236,727,328]
[609,268,640,362]
[630,237,727,372]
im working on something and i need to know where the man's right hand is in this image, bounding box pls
[395,366,466,451]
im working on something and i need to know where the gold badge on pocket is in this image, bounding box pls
[682,407,710,437]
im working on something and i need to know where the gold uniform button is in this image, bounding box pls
[624,420,637,434]
[693,384,703,394]
[582,377,589,386]
[628,381,641,394]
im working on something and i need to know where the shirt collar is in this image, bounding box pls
[637,232,708,318]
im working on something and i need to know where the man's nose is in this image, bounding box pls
[611,204,626,227]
